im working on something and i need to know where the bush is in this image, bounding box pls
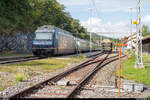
[147,96,150,98]
[15,73,24,82]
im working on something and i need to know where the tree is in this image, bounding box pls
[142,24,150,37]
[0,0,89,40]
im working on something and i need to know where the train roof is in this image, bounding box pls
[35,25,73,36]
[142,35,150,41]
[102,39,112,43]
[76,37,98,44]
[35,25,98,45]
[35,25,55,33]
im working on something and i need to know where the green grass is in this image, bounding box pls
[147,96,150,98]
[123,50,132,55]
[0,52,32,57]
[9,57,86,72]
[121,53,150,85]
[0,56,86,91]
[15,73,24,82]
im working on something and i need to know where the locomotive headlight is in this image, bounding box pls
[44,41,52,45]
[33,41,40,45]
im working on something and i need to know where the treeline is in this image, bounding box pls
[142,24,150,37]
[0,0,89,40]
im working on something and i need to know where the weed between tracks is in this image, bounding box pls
[15,73,24,82]
[121,53,150,86]
[0,56,86,91]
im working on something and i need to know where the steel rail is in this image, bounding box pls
[0,57,43,65]
[0,51,102,65]
[8,53,121,99]
[86,51,103,58]
[0,56,34,61]
[7,52,104,99]
[66,54,126,98]
[49,54,119,83]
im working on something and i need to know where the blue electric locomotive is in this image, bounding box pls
[32,25,99,57]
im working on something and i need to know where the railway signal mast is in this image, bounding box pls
[135,0,144,68]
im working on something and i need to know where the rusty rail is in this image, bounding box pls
[7,52,104,99]
[66,54,126,98]
[0,56,43,65]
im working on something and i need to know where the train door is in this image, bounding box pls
[54,30,58,55]
[74,38,78,54]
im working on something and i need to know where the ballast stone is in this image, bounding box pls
[122,83,143,92]
[104,89,125,93]
[56,80,70,86]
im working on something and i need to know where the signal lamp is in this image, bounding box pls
[133,21,138,24]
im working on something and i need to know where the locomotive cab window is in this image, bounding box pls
[35,32,53,40]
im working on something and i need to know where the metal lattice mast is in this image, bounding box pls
[135,0,144,68]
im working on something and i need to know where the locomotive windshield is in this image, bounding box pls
[35,32,53,40]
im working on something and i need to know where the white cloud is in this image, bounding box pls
[80,17,135,38]
[57,0,89,6]
[142,14,150,24]
[57,0,150,13]
[57,0,150,38]
[80,17,103,33]
[81,17,102,25]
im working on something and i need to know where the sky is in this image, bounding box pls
[57,0,150,38]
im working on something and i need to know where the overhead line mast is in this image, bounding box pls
[90,0,103,43]
[91,0,101,19]
[135,0,144,68]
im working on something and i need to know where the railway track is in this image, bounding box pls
[67,54,125,98]
[0,51,102,65]
[5,52,125,99]
[0,56,43,65]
